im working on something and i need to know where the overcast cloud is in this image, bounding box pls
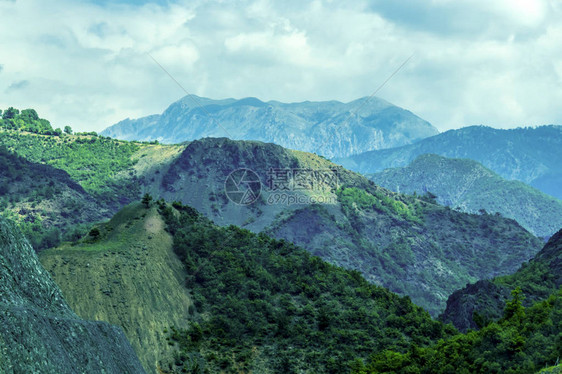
[1,0,561,132]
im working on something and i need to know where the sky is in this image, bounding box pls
[1,0,562,132]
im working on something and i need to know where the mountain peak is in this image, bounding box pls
[101,95,438,158]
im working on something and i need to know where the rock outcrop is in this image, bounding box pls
[0,217,145,374]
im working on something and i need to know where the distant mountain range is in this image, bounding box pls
[101,95,439,158]
[369,154,562,238]
[335,125,562,200]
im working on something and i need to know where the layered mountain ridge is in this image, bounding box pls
[41,200,451,373]
[441,227,562,331]
[369,154,562,237]
[336,125,562,200]
[141,137,542,316]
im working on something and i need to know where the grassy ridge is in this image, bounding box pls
[39,203,194,374]
[0,146,107,250]
[0,130,140,203]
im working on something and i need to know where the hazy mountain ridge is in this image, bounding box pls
[2,109,560,372]
[101,95,439,158]
[336,125,562,200]
[0,117,544,316]
[0,217,145,373]
[368,154,562,237]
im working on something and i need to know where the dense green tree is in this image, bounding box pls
[354,288,562,374]
[142,193,153,208]
[502,287,526,323]
[2,107,18,119]
[20,108,39,121]
[160,201,450,373]
[64,125,73,135]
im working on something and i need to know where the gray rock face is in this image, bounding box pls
[101,95,438,158]
[0,218,146,374]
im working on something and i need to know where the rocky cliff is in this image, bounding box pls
[0,217,145,374]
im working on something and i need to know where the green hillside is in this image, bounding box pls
[39,202,194,374]
[0,216,146,373]
[441,227,562,331]
[369,154,562,237]
[38,199,561,374]
[352,288,562,374]
[137,200,455,372]
[41,200,452,373]
[1,111,543,316]
[0,146,108,250]
[0,107,185,250]
[154,138,542,316]
[0,107,176,208]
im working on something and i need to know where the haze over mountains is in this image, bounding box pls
[102,96,562,203]
[101,95,439,158]
[336,125,562,200]
[1,109,549,316]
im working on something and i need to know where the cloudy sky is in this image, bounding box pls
[1,0,561,132]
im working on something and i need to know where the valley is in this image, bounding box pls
[2,0,561,372]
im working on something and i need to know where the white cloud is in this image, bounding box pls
[0,0,561,132]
